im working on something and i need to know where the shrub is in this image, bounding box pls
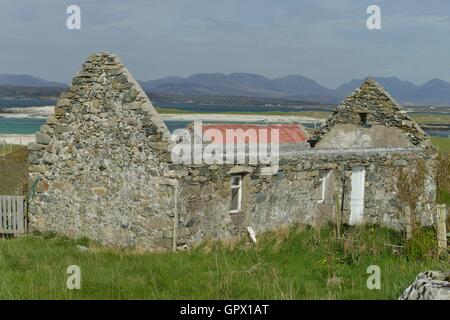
[404,227,437,261]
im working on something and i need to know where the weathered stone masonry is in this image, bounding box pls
[170,147,435,250]
[28,53,437,250]
[28,53,176,249]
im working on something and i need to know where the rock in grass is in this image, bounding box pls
[399,270,450,300]
[76,245,89,252]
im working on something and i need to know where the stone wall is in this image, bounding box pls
[28,53,177,250]
[315,78,433,150]
[169,148,436,249]
[28,54,438,251]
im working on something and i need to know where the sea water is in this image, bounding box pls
[0,99,55,134]
[0,99,319,134]
[0,99,449,137]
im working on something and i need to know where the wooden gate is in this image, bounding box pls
[0,196,27,234]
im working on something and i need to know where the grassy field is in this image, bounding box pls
[0,225,446,299]
[410,113,450,125]
[433,137,450,204]
[0,124,448,300]
[0,143,24,157]
[0,145,28,195]
[431,137,450,153]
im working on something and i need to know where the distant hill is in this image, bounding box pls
[2,72,450,105]
[0,85,66,99]
[140,73,450,106]
[140,72,338,102]
[405,79,450,105]
[0,74,66,88]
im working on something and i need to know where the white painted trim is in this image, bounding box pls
[247,226,257,244]
[350,166,366,225]
[317,169,331,204]
[229,175,243,213]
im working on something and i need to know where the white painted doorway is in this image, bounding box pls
[350,166,365,225]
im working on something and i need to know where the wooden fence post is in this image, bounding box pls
[405,205,412,241]
[437,204,448,256]
[334,193,341,239]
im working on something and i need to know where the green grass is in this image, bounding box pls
[432,137,450,153]
[438,189,450,205]
[410,113,450,125]
[0,143,23,156]
[0,225,446,299]
[156,107,197,114]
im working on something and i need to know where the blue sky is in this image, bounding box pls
[1,0,449,88]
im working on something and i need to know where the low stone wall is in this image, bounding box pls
[167,148,436,249]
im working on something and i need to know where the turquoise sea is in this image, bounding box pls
[0,118,46,134]
[0,98,321,135]
[1,98,449,137]
[0,98,55,134]
[0,98,56,109]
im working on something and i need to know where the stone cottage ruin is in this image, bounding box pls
[28,53,437,250]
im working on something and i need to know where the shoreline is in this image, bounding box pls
[2,105,450,123]
[160,113,325,123]
[0,106,53,118]
[0,134,36,145]
[0,106,327,122]
[1,107,449,141]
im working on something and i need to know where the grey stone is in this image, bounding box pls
[77,245,89,252]
[399,271,450,300]
[155,238,172,250]
[255,192,266,204]
[57,99,71,108]
[123,89,139,102]
[227,165,254,175]
[35,132,51,145]
[28,143,44,151]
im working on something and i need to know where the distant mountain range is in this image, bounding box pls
[139,73,338,103]
[0,74,67,88]
[334,77,450,106]
[2,72,450,105]
[140,74,450,106]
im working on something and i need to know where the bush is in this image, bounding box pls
[405,227,437,261]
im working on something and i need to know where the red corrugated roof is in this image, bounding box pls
[201,123,308,144]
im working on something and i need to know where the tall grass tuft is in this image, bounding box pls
[404,227,437,261]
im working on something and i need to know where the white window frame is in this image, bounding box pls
[229,175,243,213]
[318,169,331,204]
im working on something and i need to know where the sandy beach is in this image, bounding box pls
[0,106,326,123]
[160,113,325,124]
[0,106,53,118]
[0,134,35,145]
